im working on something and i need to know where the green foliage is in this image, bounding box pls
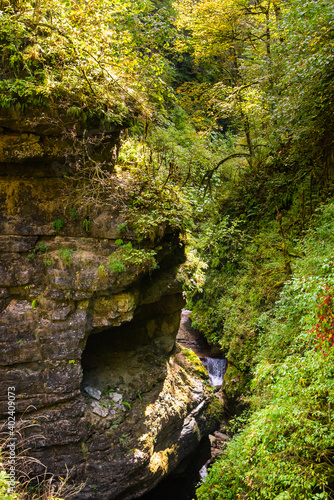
[271,0,334,163]
[58,247,73,266]
[117,223,129,235]
[197,201,334,499]
[27,243,48,262]
[116,121,234,242]
[44,258,52,267]
[311,285,334,355]
[107,257,126,273]
[187,214,289,388]
[31,299,37,308]
[108,243,157,274]
[97,264,107,279]
[83,219,90,232]
[119,433,130,444]
[182,346,208,379]
[0,468,18,500]
[205,398,225,427]
[0,0,178,121]
[35,244,47,254]
[69,208,80,220]
[177,244,208,293]
[4,1,334,497]
[53,219,64,234]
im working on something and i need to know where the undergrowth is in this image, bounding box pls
[186,210,296,400]
[108,242,157,274]
[0,418,83,499]
[197,201,334,499]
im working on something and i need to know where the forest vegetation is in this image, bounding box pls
[1,0,334,497]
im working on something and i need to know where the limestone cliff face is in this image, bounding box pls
[0,111,220,499]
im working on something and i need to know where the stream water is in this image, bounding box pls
[177,309,227,387]
[200,357,227,386]
[138,310,227,499]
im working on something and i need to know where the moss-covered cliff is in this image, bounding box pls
[0,108,222,499]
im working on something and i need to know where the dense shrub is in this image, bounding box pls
[197,202,334,499]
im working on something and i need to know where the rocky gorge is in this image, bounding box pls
[0,109,223,499]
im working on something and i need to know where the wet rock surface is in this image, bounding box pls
[0,114,223,499]
[176,310,222,358]
[176,308,230,486]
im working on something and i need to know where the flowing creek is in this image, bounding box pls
[177,309,227,387]
[200,357,227,386]
[138,310,228,499]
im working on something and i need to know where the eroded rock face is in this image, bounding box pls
[0,115,221,499]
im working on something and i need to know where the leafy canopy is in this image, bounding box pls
[0,0,177,120]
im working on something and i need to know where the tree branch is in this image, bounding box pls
[201,153,251,198]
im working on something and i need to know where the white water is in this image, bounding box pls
[199,465,208,480]
[201,357,227,386]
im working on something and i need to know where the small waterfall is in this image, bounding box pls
[199,465,208,480]
[200,357,227,386]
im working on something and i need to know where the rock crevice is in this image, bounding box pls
[0,114,221,499]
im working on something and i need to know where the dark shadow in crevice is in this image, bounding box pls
[136,437,211,500]
[81,325,168,403]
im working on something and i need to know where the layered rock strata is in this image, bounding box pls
[0,112,221,499]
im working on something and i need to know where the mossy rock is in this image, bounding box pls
[205,397,225,428]
[181,346,209,380]
[222,364,250,406]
